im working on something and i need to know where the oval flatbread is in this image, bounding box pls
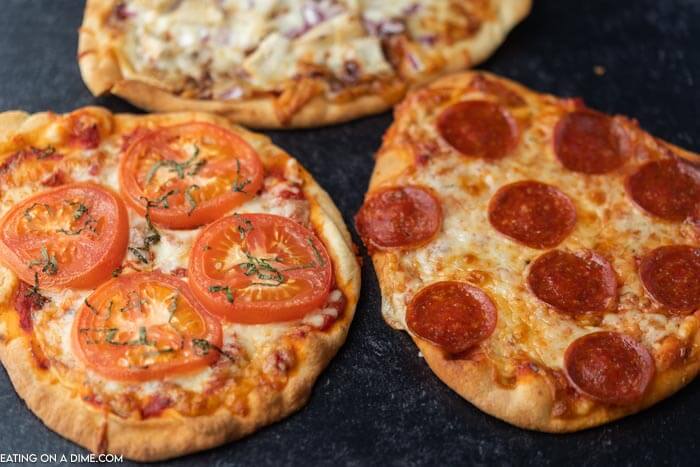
[78,0,531,128]
[356,71,700,432]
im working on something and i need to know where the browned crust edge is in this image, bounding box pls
[0,108,361,461]
[415,333,700,433]
[77,0,532,128]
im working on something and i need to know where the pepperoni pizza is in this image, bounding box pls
[77,0,531,128]
[0,108,360,460]
[356,71,700,431]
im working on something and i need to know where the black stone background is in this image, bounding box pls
[0,1,699,465]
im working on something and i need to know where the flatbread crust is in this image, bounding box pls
[78,0,531,128]
[0,108,360,460]
[415,334,700,433]
[362,71,700,432]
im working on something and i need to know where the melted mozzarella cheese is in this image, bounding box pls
[0,115,334,399]
[383,90,698,372]
[227,322,289,357]
[0,265,17,305]
[151,229,198,275]
[119,0,476,96]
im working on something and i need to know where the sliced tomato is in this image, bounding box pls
[119,122,264,229]
[0,183,128,289]
[189,213,332,324]
[72,272,222,382]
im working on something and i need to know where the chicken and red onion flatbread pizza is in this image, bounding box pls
[356,71,700,431]
[0,107,359,460]
[78,0,531,128]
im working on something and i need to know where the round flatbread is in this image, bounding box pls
[0,107,360,460]
[77,0,531,128]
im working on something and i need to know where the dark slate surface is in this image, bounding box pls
[0,0,699,465]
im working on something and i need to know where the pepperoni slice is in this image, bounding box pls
[406,281,497,355]
[553,110,625,174]
[355,186,442,252]
[639,245,700,312]
[564,332,654,405]
[436,100,518,159]
[488,181,577,249]
[527,250,617,315]
[626,159,700,221]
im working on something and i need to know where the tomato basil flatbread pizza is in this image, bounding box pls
[356,71,700,432]
[78,0,531,128]
[0,107,359,460]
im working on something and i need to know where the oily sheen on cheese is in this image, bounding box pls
[119,0,469,97]
[0,107,359,460]
[0,114,333,398]
[358,71,700,431]
[388,142,696,371]
[79,0,531,127]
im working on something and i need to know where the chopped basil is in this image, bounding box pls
[23,202,49,221]
[191,338,235,361]
[57,202,97,236]
[28,246,58,275]
[57,225,88,236]
[145,146,203,184]
[82,325,152,347]
[78,327,116,345]
[238,252,284,286]
[36,146,56,159]
[142,190,177,210]
[128,246,149,264]
[133,326,150,346]
[57,216,97,236]
[128,207,162,264]
[25,272,49,308]
[208,285,235,303]
[119,291,141,313]
[191,338,211,354]
[233,213,253,240]
[69,201,88,220]
[185,184,200,215]
[143,211,161,247]
[167,294,178,323]
[105,328,126,346]
[187,159,207,177]
[232,159,251,193]
[84,298,98,315]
